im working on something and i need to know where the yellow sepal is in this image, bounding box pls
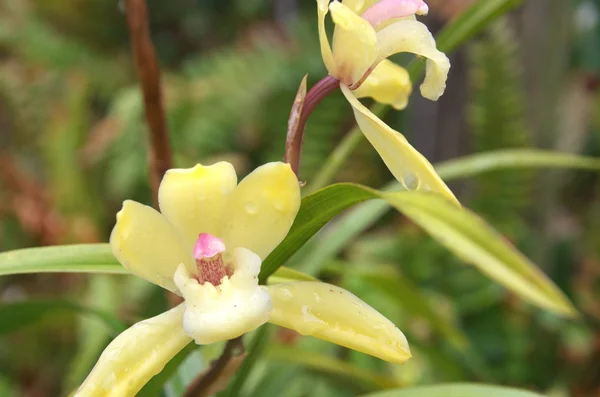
[75,304,192,397]
[340,84,459,205]
[267,281,411,364]
[220,162,300,260]
[110,200,195,292]
[353,59,413,110]
[330,1,379,86]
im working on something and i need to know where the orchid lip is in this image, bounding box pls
[361,0,429,29]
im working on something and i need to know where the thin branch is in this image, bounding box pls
[124,0,172,205]
[183,337,246,397]
[284,75,339,177]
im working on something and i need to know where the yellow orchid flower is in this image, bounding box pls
[76,162,411,396]
[316,0,458,204]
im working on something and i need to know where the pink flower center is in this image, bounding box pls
[361,0,429,29]
[193,233,232,286]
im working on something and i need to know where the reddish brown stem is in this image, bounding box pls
[183,337,245,397]
[284,75,339,176]
[124,0,172,206]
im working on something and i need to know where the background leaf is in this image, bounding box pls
[360,383,546,397]
[261,184,576,317]
[0,300,125,336]
[0,244,125,276]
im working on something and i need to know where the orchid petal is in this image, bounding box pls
[353,59,412,110]
[75,304,192,397]
[110,200,195,292]
[317,0,337,76]
[341,84,458,204]
[158,162,237,248]
[376,19,450,100]
[220,162,300,260]
[267,281,411,364]
[330,1,379,86]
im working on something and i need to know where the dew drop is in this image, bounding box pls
[277,288,293,302]
[244,201,259,214]
[274,201,285,212]
[400,172,421,191]
[296,305,327,336]
[313,292,322,303]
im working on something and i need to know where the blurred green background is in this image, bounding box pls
[1,0,600,396]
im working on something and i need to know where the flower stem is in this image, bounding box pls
[183,336,245,397]
[124,0,172,207]
[285,75,340,177]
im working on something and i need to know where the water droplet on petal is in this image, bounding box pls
[277,288,293,301]
[244,201,258,214]
[400,171,421,191]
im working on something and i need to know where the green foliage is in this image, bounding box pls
[360,383,546,397]
[467,18,533,233]
[1,0,599,396]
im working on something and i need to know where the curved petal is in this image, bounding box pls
[110,200,195,292]
[75,304,192,397]
[330,1,379,86]
[376,19,450,100]
[267,282,411,364]
[317,0,337,76]
[353,59,413,110]
[220,162,300,260]
[174,248,272,344]
[158,162,237,248]
[340,85,458,204]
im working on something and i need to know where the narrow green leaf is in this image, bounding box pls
[302,150,600,275]
[436,0,523,53]
[0,243,306,283]
[261,184,576,317]
[408,0,523,78]
[266,266,318,285]
[260,186,373,283]
[0,300,125,336]
[0,244,125,275]
[436,149,600,182]
[359,383,546,397]
[65,275,122,391]
[357,267,469,349]
[266,346,402,391]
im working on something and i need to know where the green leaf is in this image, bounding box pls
[261,184,576,317]
[266,266,319,285]
[356,266,469,350]
[408,0,524,78]
[301,149,600,282]
[436,0,523,53]
[359,383,546,397]
[64,275,122,391]
[0,244,125,276]
[0,300,125,336]
[0,242,310,283]
[266,346,402,391]
[436,149,600,182]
